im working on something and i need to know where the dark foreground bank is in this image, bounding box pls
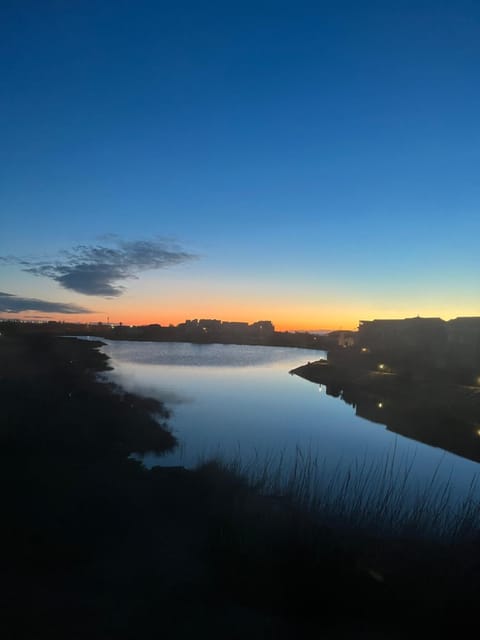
[1,334,480,638]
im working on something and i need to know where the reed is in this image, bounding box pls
[202,444,480,542]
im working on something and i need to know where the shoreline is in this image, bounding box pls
[2,332,480,637]
[291,359,480,464]
[0,319,331,351]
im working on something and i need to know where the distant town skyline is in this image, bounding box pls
[2,2,480,331]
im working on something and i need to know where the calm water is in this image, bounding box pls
[99,340,480,502]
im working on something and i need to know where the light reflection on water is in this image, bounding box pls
[100,340,480,505]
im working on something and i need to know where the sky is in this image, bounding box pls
[1,0,479,331]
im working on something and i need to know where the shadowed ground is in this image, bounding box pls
[1,332,480,638]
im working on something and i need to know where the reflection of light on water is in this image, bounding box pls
[99,340,480,522]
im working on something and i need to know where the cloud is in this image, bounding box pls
[3,238,197,297]
[0,292,92,314]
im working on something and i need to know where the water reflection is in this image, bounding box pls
[99,340,480,506]
[292,361,480,464]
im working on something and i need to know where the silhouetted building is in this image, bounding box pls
[358,317,446,352]
[355,315,480,373]
[251,320,274,330]
[222,322,249,330]
[327,330,356,348]
[447,317,480,367]
[198,319,222,330]
[447,317,480,345]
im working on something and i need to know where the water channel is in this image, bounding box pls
[93,339,480,511]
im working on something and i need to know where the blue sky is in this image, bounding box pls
[1,1,479,328]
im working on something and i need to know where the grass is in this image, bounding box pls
[3,330,480,636]
[193,450,480,634]
[203,443,480,543]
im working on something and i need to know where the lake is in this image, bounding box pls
[99,339,480,509]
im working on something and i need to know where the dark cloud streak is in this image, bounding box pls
[2,238,197,297]
[0,292,91,314]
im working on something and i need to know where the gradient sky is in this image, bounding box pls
[1,1,479,330]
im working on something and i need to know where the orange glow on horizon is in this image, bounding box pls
[7,304,479,333]
[5,307,358,332]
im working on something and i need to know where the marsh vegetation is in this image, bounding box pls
[1,331,480,638]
